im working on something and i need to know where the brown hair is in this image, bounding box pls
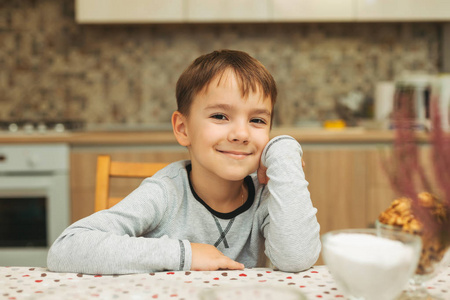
[176,49,277,123]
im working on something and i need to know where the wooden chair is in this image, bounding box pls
[95,155,168,212]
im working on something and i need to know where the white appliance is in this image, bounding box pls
[435,74,450,131]
[394,73,434,130]
[0,144,70,267]
[394,73,450,131]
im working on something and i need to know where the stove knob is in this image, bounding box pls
[8,123,19,132]
[54,123,65,132]
[24,123,34,133]
[37,123,47,133]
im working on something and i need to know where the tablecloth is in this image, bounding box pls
[1,266,449,299]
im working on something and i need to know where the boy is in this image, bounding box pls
[47,50,321,274]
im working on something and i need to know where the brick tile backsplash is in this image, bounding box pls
[0,0,441,127]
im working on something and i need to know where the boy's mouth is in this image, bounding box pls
[217,149,251,160]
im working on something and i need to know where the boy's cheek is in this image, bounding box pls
[261,136,270,151]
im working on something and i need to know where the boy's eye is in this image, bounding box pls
[251,118,267,125]
[211,114,228,120]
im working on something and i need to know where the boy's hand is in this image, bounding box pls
[257,158,305,185]
[191,243,244,271]
[257,164,269,185]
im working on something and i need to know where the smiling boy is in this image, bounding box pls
[47,50,321,274]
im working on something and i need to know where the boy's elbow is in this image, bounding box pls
[47,244,63,272]
[273,254,319,272]
[269,241,322,272]
[47,237,73,272]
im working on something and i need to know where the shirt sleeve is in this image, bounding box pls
[260,135,321,272]
[47,179,192,274]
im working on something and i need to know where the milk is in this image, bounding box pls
[323,233,417,300]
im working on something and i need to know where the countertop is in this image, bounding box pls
[0,127,431,145]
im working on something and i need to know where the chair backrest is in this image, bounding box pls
[95,155,168,212]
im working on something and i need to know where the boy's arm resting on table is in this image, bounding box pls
[47,180,192,275]
[260,135,321,272]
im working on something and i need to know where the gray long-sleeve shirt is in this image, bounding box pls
[47,135,321,274]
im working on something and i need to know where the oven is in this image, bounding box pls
[0,144,70,267]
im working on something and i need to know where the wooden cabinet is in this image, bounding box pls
[70,146,189,222]
[355,0,450,21]
[75,0,184,23]
[304,147,368,233]
[272,0,354,22]
[76,0,450,23]
[70,142,434,235]
[70,144,394,229]
[303,144,434,235]
[187,0,270,22]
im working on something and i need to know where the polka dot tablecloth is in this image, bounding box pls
[1,266,449,300]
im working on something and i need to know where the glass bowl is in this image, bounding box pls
[322,228,422,300]
[375,220,450,299]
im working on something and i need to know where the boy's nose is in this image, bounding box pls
[228,121,250,143]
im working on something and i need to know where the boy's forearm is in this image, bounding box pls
[47,189,193,274]
[47,225,192,274]
[261,135,321,272]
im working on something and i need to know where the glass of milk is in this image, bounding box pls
[321,228,421,300]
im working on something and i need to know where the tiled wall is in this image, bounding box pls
[0,0,442,127]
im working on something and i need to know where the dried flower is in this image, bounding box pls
[382,96,450,246]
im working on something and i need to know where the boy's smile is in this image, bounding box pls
[216,149,251,160]
[174,70,272,185]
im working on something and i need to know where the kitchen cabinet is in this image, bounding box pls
[272,0,354,22]
[304,147,368,232]
[187,0,270,22]
[75,0,450,23]
[70,142,434,235]
[75,0,184,23]
[355,0,450,21]
[304,144,434,235]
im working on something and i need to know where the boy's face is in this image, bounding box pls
[179,71,272,182]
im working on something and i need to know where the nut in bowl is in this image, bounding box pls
[377,192,450,299]
[321,228,421,300]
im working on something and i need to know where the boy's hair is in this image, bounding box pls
[176,49,277,124]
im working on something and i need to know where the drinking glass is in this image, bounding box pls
[322,228,421,300]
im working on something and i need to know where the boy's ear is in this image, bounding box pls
[172,111,191,147]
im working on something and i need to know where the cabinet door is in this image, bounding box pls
[272,0,354,22]
[365,145,436,224]
[303,147,368,233]
[304,144,437,233]
[365,147,397,225]
[355,0,450,21]
[187,0,270,22]
[75,0,184,23]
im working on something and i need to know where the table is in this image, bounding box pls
[1,266,449,299]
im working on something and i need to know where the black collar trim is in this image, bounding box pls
[186,164,255,220]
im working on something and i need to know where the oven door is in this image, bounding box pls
[0,174,69,267]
